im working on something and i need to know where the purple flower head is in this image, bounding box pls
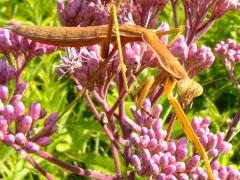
[215,39,240,72]
[58,0,112,27]
[131,0,168,28]
[182,0,240,44]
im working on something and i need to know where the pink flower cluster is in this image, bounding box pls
[0,81,58,152]
[0,28,56,61]
[211,161,240,180]
[191,117,232,158]
[131,0,168,28]
[215,39,240,71]
[170,36,215,77]
[125,99,239,179]
[0,60,15,84]
[182,0,240,44]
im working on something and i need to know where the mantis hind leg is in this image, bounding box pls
[111,5,128,91]
[165,77,214,180]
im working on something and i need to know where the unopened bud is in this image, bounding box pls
[37,136,51,146]
[15,133,27,145]
[18,116,32,133]
[26,142,40,152]
[29,102,41,121]
[4,134,15,145]
[0,85,8,102]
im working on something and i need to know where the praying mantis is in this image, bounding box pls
[7,2,214,179]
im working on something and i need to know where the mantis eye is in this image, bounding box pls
[176,78,203,106]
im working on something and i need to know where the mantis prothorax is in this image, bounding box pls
[7,3,214,179]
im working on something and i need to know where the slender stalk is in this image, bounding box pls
[170,0,179,28]
[84,93,123,154]
[111,145,122,178]
[165,112,177,141]
[34,150,118,180]
[12,144,54,180]
[224,108,240,142]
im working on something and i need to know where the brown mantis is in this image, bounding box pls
[7,3,214,179]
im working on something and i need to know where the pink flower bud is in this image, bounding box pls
[170,35,188,60]
[150,163,160,175]
[159,154,168,168]
[26,142,40,152]
[191,117,200,130]
[217,133,224,142]
[4,134,15,145]
[178,173,189,180]
[50,124,58,134]
[228,169,240,179]
[0,117,8,133]
[152,154,160,164]
[196,128,205,137]
[40,109,47,119]
[188,43,198,59]
[176,162,186,173]
[211,161,220,170]
[13,101,25,118]
[218,166,228,179]
[217,141,232,153]
[141,127,148,135]
[44,112,59,127]
[164,164,176,175]
[147,129,155,139]
[10,95,22,105]
[151,105,163,118]
[130,133,140,146]
[202,116,211,126]
[158,22,170,45]
[142,149,151,162]
[18,116,32,133]
[168,141,176,154]
[140,135,150,148]
[168,155,176,165]
[200,135,208,147]
[152,119,163,130]
[142,99,151,112]
[0,131,4,140]
[3,104,15,123]
[208,148,219,158]
[28,102,41,121]
[166,174,177,180]
[156,173,166,180]
[177,137,187,149]
[0,100,4,113]
[148,138,158,150]
[176,148,188,161]
[0,85,8,102]
[15,133,26,145]
[207,133,218,149]
[131,155,141,171]
[14,82,27,96]
[187,155,200,169]
[37,137,51,146]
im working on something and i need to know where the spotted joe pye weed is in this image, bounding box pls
[0,0,240,179]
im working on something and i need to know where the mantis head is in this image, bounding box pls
[176,78,203,107]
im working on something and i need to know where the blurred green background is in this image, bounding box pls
[0,0,239,179]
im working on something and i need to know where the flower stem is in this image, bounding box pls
[224,108,240,142]
[12,144,54,180]
[34,149,118,180]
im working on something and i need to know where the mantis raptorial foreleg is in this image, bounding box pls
[165,77,214,180]
[135,75,155,110]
